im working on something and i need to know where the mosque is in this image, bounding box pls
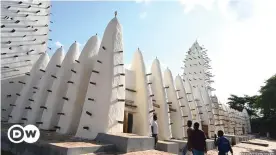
[1,1,252,154]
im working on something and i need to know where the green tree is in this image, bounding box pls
[227,74,276,138]
[244,95,259,118]
[227,94,246,111]
[227,94,259,118]
[257,74,276,117]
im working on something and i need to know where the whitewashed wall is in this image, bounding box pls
[1,0,50,120]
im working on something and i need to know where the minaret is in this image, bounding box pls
[1,1,51,120]
[148,58,172,140]
[39,42,80,130]
[182,41,216,137]
[25,47,64,125]
[56,35,100,134]
[75,12,125,139]
[164,68,185,140]
[123,48,153,136]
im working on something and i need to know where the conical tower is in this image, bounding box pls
[182,40,216,138]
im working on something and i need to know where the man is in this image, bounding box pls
[215,130,233,155]
[151,114,158,148]
[182,120,193,155]
[191,122,207,155]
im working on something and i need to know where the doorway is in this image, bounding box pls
[123,111,133,133]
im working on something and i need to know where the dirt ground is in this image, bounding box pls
[207,138,276,155]
[88,138,276,155]
[117,138,276,155]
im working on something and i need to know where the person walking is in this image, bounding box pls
[151,114,158,149]
[191,122,207,155]
[215,130,233,155]
[182,120,193,155]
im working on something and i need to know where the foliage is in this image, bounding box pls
[227,74,276,138]
[227,94,259,118]
[257,74,276,117]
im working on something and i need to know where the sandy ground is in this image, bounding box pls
[92,150,174,155]
[94,138,276,155]
[2,124,275,155]
[207,138,276,155]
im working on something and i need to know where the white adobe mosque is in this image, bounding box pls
[1,4,251,142]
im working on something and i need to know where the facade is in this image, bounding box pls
[1,0,51,122]
[1,9,251,140]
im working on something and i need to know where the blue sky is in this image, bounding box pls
[48,0,276,103]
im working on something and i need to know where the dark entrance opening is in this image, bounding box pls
[127,113,133,133]
[123,112,133,133]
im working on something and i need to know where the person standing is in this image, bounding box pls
[151,114,158,148]
[215,130,233,155]
[191,122,207,155]
[182,120,193,155]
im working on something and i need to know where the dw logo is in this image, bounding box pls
[7,124,40,143]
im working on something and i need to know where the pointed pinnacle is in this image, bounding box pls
[96,33,97,35]
[115,11,117,17]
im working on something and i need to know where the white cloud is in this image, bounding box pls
[179,0,216,13]
[135,0,151,5]
[139,12,147,19]
[55,41,63,47]
[179,0,254,21]
[210,0,276,103]
[177,0,276,103]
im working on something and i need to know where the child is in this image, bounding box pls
[215,130,233,155]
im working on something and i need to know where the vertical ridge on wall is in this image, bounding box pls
[183,78,202,129]
[56,35,100,134]
[129,49,152,136]
[39,42,80,131]
[25,47,64,125]
[75,15,124,139]
[8,53,50,123]
[149,58,172,140]
[164,68,185,140]
[175,75,193,138]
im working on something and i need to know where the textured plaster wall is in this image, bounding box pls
[149,59,172,140]
[75,17,125,139]
[175,75,192,137]
[183,78,202,129]
[56,35,99,134]
[129,49,152,136]
[125,69,135,103]
[164,68,184,139]
[1,0,50,120]
[25,48,64,125]
[40,43,80,130]
[8,53,50,123]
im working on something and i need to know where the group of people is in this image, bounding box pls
[151,114,233,155]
